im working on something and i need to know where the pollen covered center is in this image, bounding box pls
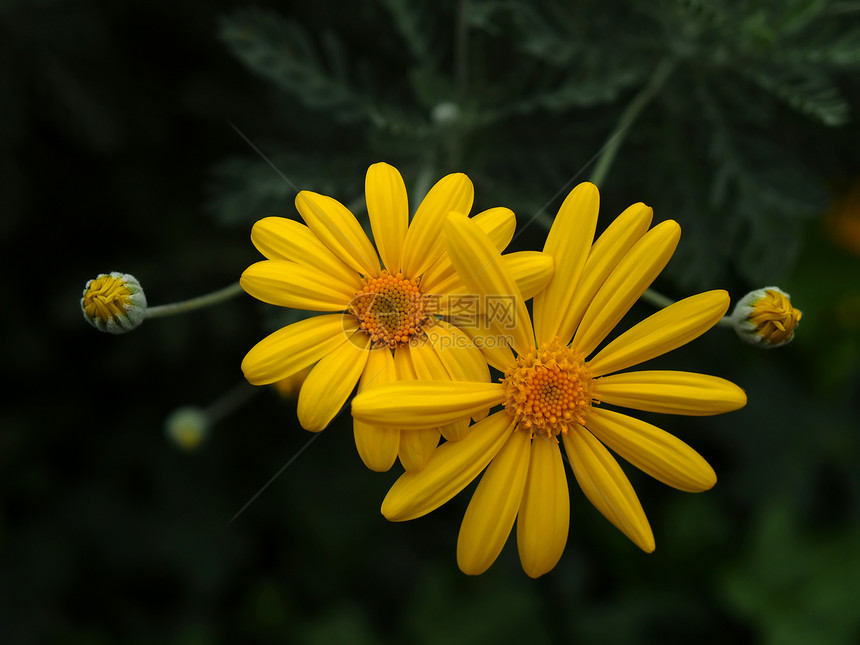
[350,271,432,348]
[502,337,593,439]
[82,275,133,323]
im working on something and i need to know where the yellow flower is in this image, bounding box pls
[240,162,552,472]
[352,182,747,578]
[730,286,801,347]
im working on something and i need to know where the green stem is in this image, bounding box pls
[589,58,676,187]
[146,282,245,319]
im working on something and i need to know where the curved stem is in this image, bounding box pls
[146,281,245,319]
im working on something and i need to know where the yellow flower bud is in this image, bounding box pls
[164,407,209,451]
[81,272,147,334]
[730,286,802,348]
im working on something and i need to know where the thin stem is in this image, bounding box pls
[589,58,676,187]
[146,282,245,319]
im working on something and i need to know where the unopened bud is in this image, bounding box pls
[730,286,801,348]
[165,406,209,451]
[81,272,147,334]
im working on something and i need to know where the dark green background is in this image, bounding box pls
[3,1,859,643]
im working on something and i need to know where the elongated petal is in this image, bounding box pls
[533,182,600,346]
[353,348,399,472]
[420,206,515,293]
[593,370,747,415]
[445,213,534,356]
[456,320,517,372]
[297,332,371,431]
[241,260,354,311]
[457,430,530,575]
[573,220,681,357]
[427,320,492,423]
[295,190,380,277]
[405,342,468,441]
[588,290,731,377]
[366,163,408,273]
[382,412,515,521]
[352,380,505,429]
[401,173,474,278]
[399,427,441,472]
[242,314,357,385]
[516,437,570,577]
[561,202,653,344]
[502,251,554,301]
[250,217,362,290]
[586,407,717,492]
[562,426,654,551]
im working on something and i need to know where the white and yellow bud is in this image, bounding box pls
[165,406,209,451]
[730,286,802,348]
[81,272,147,334]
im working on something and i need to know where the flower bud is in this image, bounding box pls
[81,272,147,334]
[730,286,801,348]
[164,406,209,451]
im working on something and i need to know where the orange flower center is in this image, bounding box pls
[350,271,432,348]
[502,337,593,440]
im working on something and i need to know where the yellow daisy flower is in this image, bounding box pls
[240,162,553,472]
[352,182,747,578]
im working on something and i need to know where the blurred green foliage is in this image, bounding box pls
[2,0,859,643]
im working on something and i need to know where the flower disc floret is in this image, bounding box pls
[502,337,593,439]
[349,271,432,348]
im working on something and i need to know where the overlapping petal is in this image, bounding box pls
[241,260,355,311]
[501,251,554,301]
[594,370,748,415]
[295,191,381,277]
[572,220,681,357]
[406,342,469,441]
[562,425,655,551]
[366,162,409,273]
[250,217,362,290]
[444,213,535,356]
[533,182,599,346]
[297,332,371,432]
[241,314,357,385]
[586,407,717,492]
[382,412,515,521]
[457,430,530,575]
[588,290,731,377]
[353,347,399,472]
[516,437,570,578]
[401,173,474,278]
[352,380,505,429]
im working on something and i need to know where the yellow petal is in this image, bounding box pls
[405,341,468,441]
[588,290,731,377]
[420,207,516,293]
[516,436,570,578]
[586,407,717,492]
[401,173,474,278]
[366,163,409,273]
[353,347,399,472]
[427,320,492,423]
[444,213,535,356]
[241,314,358,385]
[561,202,653,345]
[240,260,354,311]
[573,220,681,357]
[250,217,362,290]
[297,332,371,431]
[502,251,554,301]
[399,427,441,472]
[593,370,748,416]
[455,320,517,372]
[352,380,505,429]
[382,411,515,521]
[533,182,600,346]
[457,430,530,575]
[562,425,654,552]
[295,190,380,277]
